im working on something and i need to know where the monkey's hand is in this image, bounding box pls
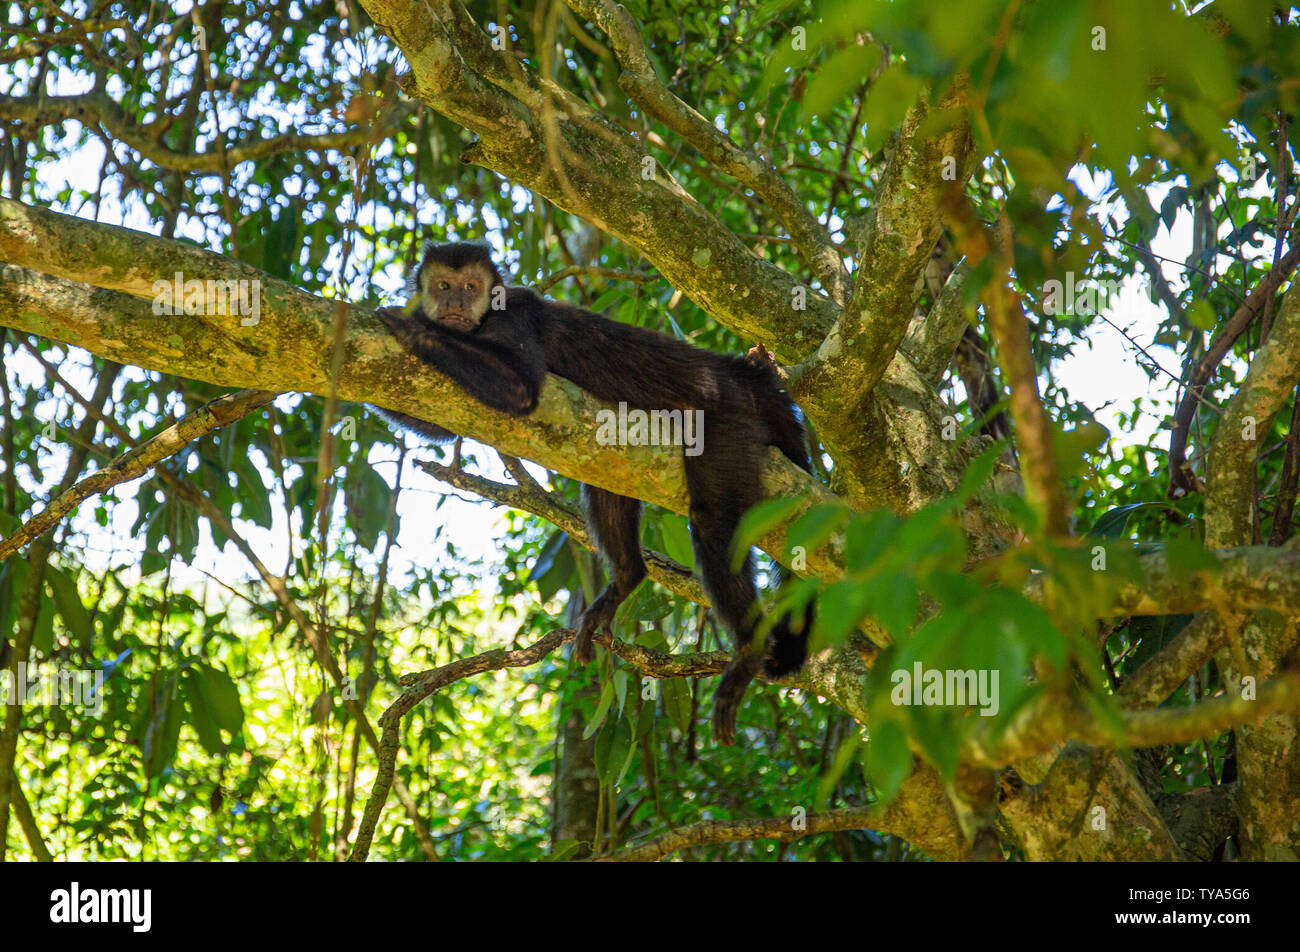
[376,306,420,345]
[712,649,763,746]
[575,588,619,664]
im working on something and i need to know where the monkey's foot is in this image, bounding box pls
[575,596,617,665]
[712,651,764,746]
[744,341,775,367]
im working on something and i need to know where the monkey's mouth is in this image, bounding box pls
[438,314,478,332]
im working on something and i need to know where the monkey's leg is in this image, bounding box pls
[682,434,766,746]
[576,485,646,665]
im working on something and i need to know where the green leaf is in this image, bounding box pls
[530,531,575,603]
[844,510,900,572]
[1187,298,1217,331]
[1124,614,1194,673]
[909,705,961,781]
[46,566,93,649]
[658,513,695,569]
[1164,536,1220,583]
[234,454,274,529]
[613,669,628,717]
[661,677,692,735]
[546,839,583,862]
[786,503,849,558]
[347,464,392,550]
[863,719,912,803]
[803,42,882,117]
[864,64,925,156]
[530,530,567,579]
[1087,502,1170,539]
[635,692,657,739]
[583,681,615,740]
[955,440,1005,503]
[735,495,804,551]
[142,679,183,779]
[193,665,244,734]
[32,591,54,654]
[815,579,870,648]
[181,669,226,755]
[594,714,635,787]
[866,573,918,641]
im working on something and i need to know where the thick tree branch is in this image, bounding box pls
[901,265,970,385]
[790,85,973,505]
[794,84,973,400]
[998,746,1181,860]
[0,201,840,575]
[1201,276,1300,861]
[971,671,1300,768]
[566,0,851,305]
[1024,544,1300,618]
[595,781,964,862]
[1118,613,1224,709]
[1205,279,1300,547]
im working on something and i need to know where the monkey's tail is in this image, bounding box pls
[763,562,814,678]
[744,362,815,678]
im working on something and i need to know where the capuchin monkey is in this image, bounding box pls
[375,240,813,745]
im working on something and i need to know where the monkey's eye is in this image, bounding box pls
[438,281,450,290]
[464,282,476,291]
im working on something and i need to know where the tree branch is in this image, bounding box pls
[413,457,705,606]
[0,204,840,576]
[0,92,415,173]
[1205,279,1300,547]
[566,0,851,304]
[1169,218,1300,498]
[355,0,840,361]
[0,389,278,561]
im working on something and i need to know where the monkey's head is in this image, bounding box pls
[410,240,503,332]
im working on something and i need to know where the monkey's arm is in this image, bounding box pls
[376,307,544,415]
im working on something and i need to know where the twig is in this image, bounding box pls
[0,389,278,561]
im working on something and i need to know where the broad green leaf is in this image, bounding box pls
[181,669,226,755]
[46,566,93,649]
[194,665,244,735]
[583,681,615,740]
[661,677,692,735]
[658,513,694,569]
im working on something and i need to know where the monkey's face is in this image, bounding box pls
[418,260,494,332]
